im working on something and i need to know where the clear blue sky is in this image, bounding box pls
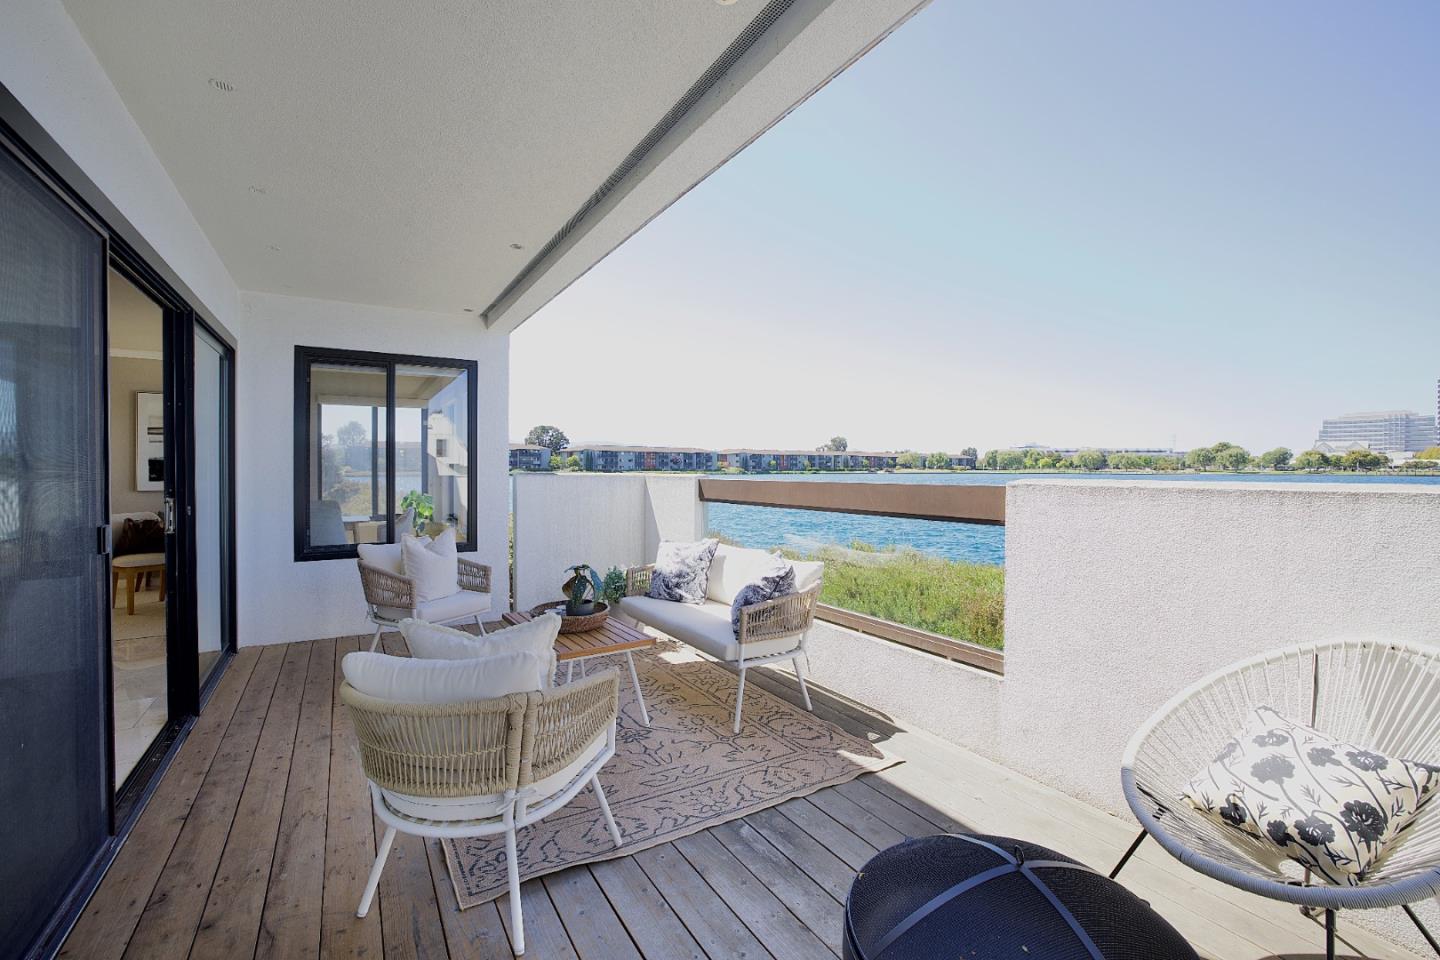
[512,1,1440,454]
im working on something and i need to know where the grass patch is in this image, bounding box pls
[719,537,1005,650]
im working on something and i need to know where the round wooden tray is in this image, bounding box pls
[531,601,610,634]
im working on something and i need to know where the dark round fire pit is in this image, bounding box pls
[844,834,1199,960]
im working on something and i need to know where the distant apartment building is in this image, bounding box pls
[718,449,900,471]
[565,445,719,472]
[508,444,552,471]
[1314,411,1437,455]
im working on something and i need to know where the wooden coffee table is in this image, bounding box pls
[112,552,166,615]
[502,611,656,725]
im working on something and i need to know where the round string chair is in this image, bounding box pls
[1119,638,1440,960]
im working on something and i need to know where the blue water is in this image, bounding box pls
[704,471,1440,566]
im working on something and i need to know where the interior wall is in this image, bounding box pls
[236,292,510,645]
[107,357,164,515]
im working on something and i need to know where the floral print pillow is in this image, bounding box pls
[1183,706,1440,884]
[647,538,720,604]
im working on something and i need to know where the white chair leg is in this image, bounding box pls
[356,825,396,917]
[474,614,487,636]
[505,824,525,955]
[624,651,650,726]
[368,624,383,653]
[733,666,747,734]
[592,776,623,848]
[794,653,813,711]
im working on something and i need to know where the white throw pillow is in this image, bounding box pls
[1183,706,1440,884]
[342,649,548,703]
[358,535,430,576]
[401,529,459,601]
[402,615,560,688]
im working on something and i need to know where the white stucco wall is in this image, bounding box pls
[1,0,240,331]
[1003,479,1440,815]
[513,474,707,611]
[236,292,510,645]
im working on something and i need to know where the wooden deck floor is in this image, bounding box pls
[61,634,1422,960]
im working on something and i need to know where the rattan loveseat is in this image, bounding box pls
[619,544,822,733]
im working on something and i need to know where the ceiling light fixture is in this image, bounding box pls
[715,0,739,5]
[509,242,524,250]
[463,308,474,313]
[208,77,235,92]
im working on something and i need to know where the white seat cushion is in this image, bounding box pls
[376,588,491,624]
[402,615,559,687]
[618,596,801,662]
[706,544,823,603]
[342,648,548,703]
[402,529,459,601]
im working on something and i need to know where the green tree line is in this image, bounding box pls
[978,442,1434,473]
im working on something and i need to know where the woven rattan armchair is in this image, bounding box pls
[1118,638,1440,959]
[357,555,492,651]
[342,669,622,956]
[622,558,821,733]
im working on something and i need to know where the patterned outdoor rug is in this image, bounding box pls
[442,640,899,908]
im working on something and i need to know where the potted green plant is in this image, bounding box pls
[399,490,434,535]
[561,564,605,617]
[601,566,627,605]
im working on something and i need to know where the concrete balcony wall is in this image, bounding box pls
[513,474,706,611]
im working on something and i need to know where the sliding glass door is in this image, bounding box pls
[191,324,232,689]
[0,125,238,958]
[0,135,110,954]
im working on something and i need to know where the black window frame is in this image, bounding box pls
[293,345,478,562]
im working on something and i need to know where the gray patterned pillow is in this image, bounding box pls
[730,554,797,637]
[647,538,720,604]
[1183,706,1440,884]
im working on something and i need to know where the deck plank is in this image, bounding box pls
[587,857,708,960]
[739,806,859,904]
[709,819,846,955]
[423,838,514,960]
[632,844,774,960]
[255,637,336,960]
[120,644,288,959]
[59,646,261,960]
[673,831,833,960]
[321,636,384,959]
[541,867,643,960]
[495,881,580,960]
[189,641,313,958]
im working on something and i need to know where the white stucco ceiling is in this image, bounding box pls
[62,0,927,326]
